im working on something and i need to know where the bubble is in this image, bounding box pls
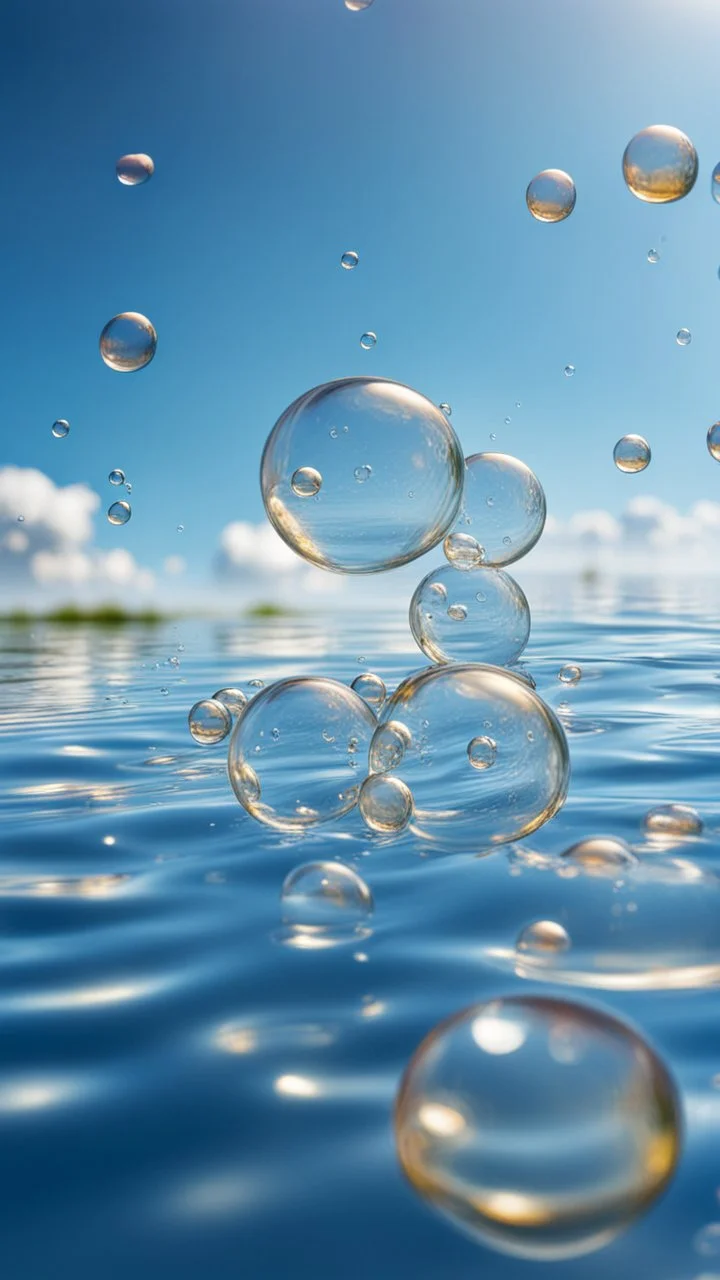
[647,248,660,264]
[467,735,497,770]
[558,664,582,684]
[517,919,571,954]
[370,665,568,849]
[439,402,452,416]
[281,861,372,943]
[395,995,681,1260]
[644,803,703,837]
[176,524,184,533]
[446,453,545,569]
[291,466,322,498]
[560,836,637,877]
[350,672,387,712]
[410,564,530,667]
[188,698,232,745]
[564,364,575,378]
[613,434,651,473]
[107,501,131,526]
[360,331,377,350]
[17,515,24,522]
[51,419,69,439]
[354,464,372,484]
[708,423,720,461]
[623,125,698,203]
[99,312,157,372]
[359,774,413,833]
[125,482,133,494]
[212,687,248,718]
[116,153,154,185]
[261,377,464,574]
[341,250,359,269]
[676,328,692,346]
[525,169,576,222]
[344,0,374,9]
[108,469,125,486]
[227,676,377,829]
[443,531,484,569]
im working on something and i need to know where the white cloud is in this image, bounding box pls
[163,555,186,576]
[526,496,720,573]
[216,520,344,597]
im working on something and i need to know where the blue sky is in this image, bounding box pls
[2,0,720,601]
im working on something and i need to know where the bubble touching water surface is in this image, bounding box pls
[409,563,530,667]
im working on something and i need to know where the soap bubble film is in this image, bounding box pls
[622,125,698,203]
[613,434,651,473]
[115,153,154,185]
[51,419,69,439]
[99,312,157,372]
[188,698,232,745]
[525,169,576,222]
[449,453,546,568]
[107,500,131,525]
[409,563,530,667]
[281,861,372,940]
[358,773,413,833]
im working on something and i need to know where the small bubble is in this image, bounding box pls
[504,417,511,425]
[351,672,387,712]
[341,250,359,270]
[561,836,637,877]
[467,735,497,770]
[188,698,232,745]
[502,535,512,546]
[558,664,582,684]
[489,432,496,441]
[281,861,373,936]
[439,402,452,416]
[644,803,703,837]
[447,603,468,622]
[51,419,70,439]
[360,331,377,350]
[443,531,484,569]
[613,434,651,473]
[564,364,575,378]
[125,482,132,494]
[647,248,660,264]
[329,427,339,439]
[176,524,184,533]
[516,919,570,955]
[354,464,372,484]
[107,501,131,526]
[526,730,534,742]
[100,311,157,372]
[321,729,336,744]
[344,0,374,9]
[212,687,248,717]
[291,466,322,498]
[108,469,125,486]
[17,514,24,523]
[359,774,413,833]
[160,687,169,697]
[526,169,576,222]
[248,679,265,689]
[676,327,691,346]
[372,720,411,772]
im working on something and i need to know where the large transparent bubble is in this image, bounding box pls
[409,564,530,666]
[261,377,465,574]
[395,995,681,1261]
[368,664,569,849]
[447,453,546,568]
[227,676,377,830]
[99,312,157,372]
[525,169,576,222]
[622,125,698,204]
[280,861,372,947]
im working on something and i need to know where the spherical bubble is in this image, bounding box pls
[227,676,377,830]
[644,803,703,837]
[108,469,125,486]
[116,153,154,185]
[564,364,575,378]
[647,248,660,264]
[560,836,637,878]
[212,687,248,718]
[344,0,374,8]
[350,672,387,712]
[708,423,720,461]
[99,312,157,372]
[439,402,452,416]
[558,663,582,684]
[525,169,576,222]
[443,531,484,569]
[369,664,569,849]
[613,434,651,473]
[360,331,377,350]
[107,500,131,526]
[261,377,465,574]
[622,125,698,203]
[516,919,570,954]
[676,327,692,346]
[410,564,530,667]
[125,481,133,494]
[291,466,322,498]
[341,250,359,269]
[448,453,545,569]
[467,735,496,770]
[281,861,372,942]
[188,698,232,745]
[51,419,69,439]
[395,995,681,1260]
[359,774,413,833]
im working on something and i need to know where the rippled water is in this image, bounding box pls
[3,579,720,1278]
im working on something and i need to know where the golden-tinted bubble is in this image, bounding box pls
[622,125,698,204]
[707,422,720,461]
[359,774,413,833]
[516,919,570,954]
[613,434,651,473]
[644,803,703,837]
[188,698,232,745]
[526,169,576,222]
[560,836,637,878]
[291,466,322,498]
[116,153,154,185]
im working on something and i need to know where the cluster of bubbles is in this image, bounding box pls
[106,468,132,524]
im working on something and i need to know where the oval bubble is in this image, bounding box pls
[622,125,698,203]
[341,250,359,269]
[116,153,154,185]
[188,698,232,745]
[369,664,569,849]
[227,676,377,830]
[561,836,637,878]
[447,453,546,568]
[516,919,571,954]
[261,377,465,574]
[395,995,681,1260]
[526,169,576,222]
[644,803,703,838]
[409,564,530,667]
[100,312,157,372]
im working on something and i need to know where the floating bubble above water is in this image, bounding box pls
[281,861,373,943]
[212,687,248,718]
[525,169,576,222]
[447,453,546,569]
[564,364,575,378]
[467,735,497,770]
[439,402,452,416]
[369,664,568,849]
[291,466,322,498]
[676,328,692,346]
[558,664,582,684]
[107,501,131,526]
[708,423,720,461]
[108,469,125,486]
[341,250,359,270]
[350,672,387,712]
[443,531,484,569]
[261,377,464,574]
[613,434,651,473]
[644,803,703,837]
[360,331,377,350]
[188,698,232,745]
[99,312,157,372]
[622,125,698,203]
[516,919,571,954]
[647,248,660,264]
[410,563,530,667]
[227,676,377,829]
[359,774,413,833]
[116,153,154,185]
[560,836,637,877]
[51,419,69,439]
[395,995,681,1260]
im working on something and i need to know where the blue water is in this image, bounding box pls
[3,580,720,1278]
